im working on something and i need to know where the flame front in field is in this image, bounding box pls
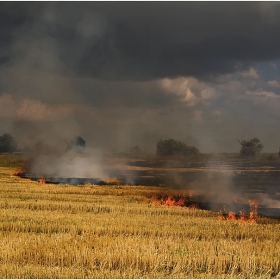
[39,177,45,184]
[227,211,236,220]
[11,169,26,176]
[219,199,259,223]
[150,192,199,208]
[249,199,259,221]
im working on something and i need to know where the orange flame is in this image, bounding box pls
[160,195,186,206]
[150,192,198,208]
[219,199,259,223]
[227,211,236,220]
[11,169,26,176]
[239,210,247,221]
[39,177,46,184]
[248,199,259,222]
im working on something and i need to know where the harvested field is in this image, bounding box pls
[1,153,280,278]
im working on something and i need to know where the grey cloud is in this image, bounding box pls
[2,2,280,81]
[1,2,280,154]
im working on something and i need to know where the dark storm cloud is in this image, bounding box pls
[2,2,280,81]
[1,2,280,154]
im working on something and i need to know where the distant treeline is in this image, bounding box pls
[156,139,199,156]
[0,134,86,154]
[0,132,266,158]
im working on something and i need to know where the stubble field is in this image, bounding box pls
[0,153,280,278]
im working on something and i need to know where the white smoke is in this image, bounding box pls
[30,149,106,179]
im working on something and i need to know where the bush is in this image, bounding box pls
[237,138,263,157]
[156,139,199,156]
[0,133,17,153]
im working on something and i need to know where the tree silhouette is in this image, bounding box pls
[237,138,263,157]
[67,136,86,153]
[0,133,17,153]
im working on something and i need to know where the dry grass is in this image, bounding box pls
[0,154,280,278]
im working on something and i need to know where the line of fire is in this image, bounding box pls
[12,152,280,222]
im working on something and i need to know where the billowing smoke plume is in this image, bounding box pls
[10,120,106,180]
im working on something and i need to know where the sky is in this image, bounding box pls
[1,2,280,153]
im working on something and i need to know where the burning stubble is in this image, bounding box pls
[11,134,280,220]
